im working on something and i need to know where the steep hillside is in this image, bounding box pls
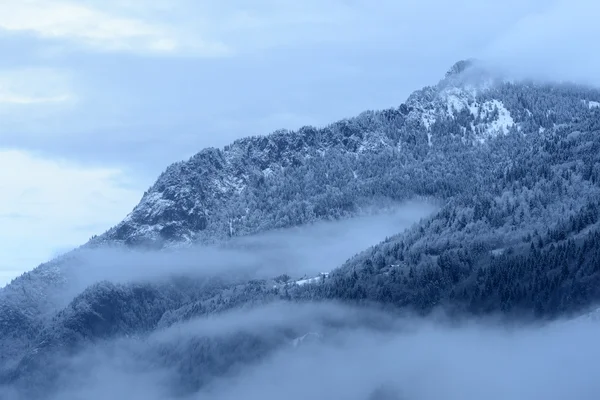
[315,106,600,318]
[94,60,599,247]
[3,60,600,398]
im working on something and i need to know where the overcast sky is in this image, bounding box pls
[0,0,599,286]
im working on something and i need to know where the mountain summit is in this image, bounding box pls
[444,58,477,78]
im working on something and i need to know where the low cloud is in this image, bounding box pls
[3,198,598,400]
[200,308,600,400]
[56,201,436,300]
[6,301,600,400]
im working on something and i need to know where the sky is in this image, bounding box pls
[0,0,599,286]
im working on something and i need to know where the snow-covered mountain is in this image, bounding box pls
[3,60,600,399]
[92,60,599,247]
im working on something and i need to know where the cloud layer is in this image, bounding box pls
[47,201,435,302]
[0,0,228,56]
[6,301,600,400]
[0,68,73,105]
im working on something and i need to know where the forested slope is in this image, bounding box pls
[3,60,600,398]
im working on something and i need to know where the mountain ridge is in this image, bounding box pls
[91,60,600,249]
[3,60,600,398]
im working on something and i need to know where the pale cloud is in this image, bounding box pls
[0,68,74,106]
[0,94,71,105]
[482,0,600,85]
[184,0,543,53]
[0,0,229,56]
[0,149,142,287]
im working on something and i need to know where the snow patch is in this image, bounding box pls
[262,167,273,177]
[421,112,436,131]
[588,101,600,109]
[473,100,514,142]
[138,191,176,218]
[489,101,514,133]
[468,102,480,118]
[446,94,466,116]
[490,248,505,256]
[294,272,329,286]
[356,133,390,153]
[213,177,246,194]
[440,87,473,118]
[212,179,228,193]
[295,277,320,286]
[291,332,322,347]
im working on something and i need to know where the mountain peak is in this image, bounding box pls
[445,58,477,78]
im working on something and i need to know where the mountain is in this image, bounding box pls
[96,60,600,247]
[3,60,600,399]
[86,61,598,251]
